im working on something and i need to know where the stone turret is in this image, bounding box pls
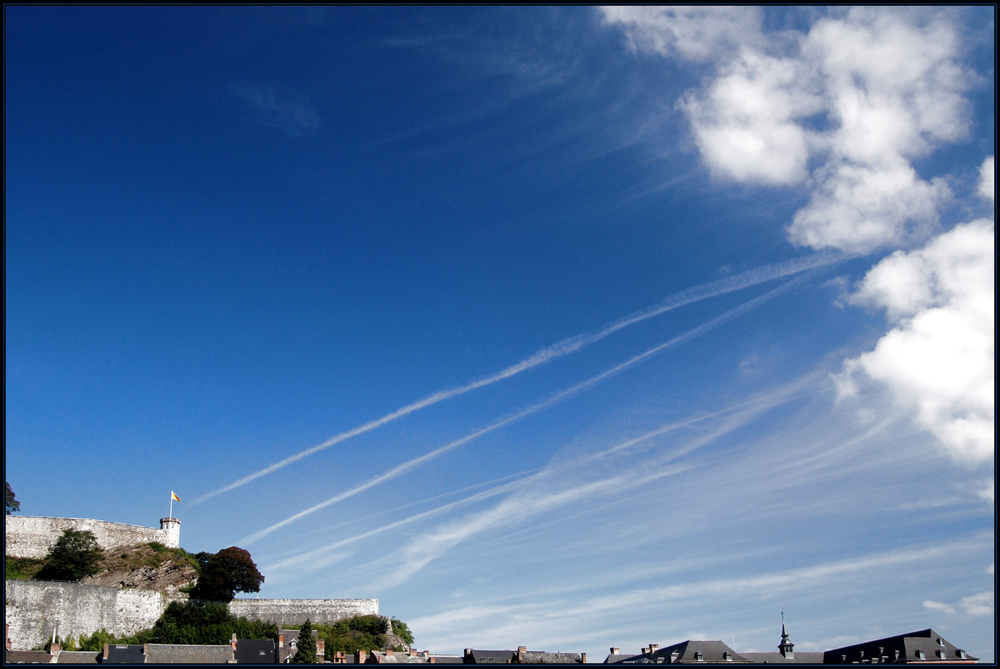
[159,518,181,548]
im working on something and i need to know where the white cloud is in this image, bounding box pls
[979,156,995,201]
[229,82,322,135]
[960,591,994,617]
[838,219,995,462]
[600,7,762,62]
[603,8,973,254]
[679,50,821,185]
[978,479,995,503]
[922,600,956,614]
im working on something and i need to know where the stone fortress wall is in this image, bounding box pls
[5,580,166,651]
[4,515,379,650]
[228,598,380,626]
[4,516,181,559]
[5,581,381,650]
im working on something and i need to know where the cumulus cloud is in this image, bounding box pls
[837,218,995,462]
[979,156,995,201]
[603,8,973,254]
[922,600,956,614]
[679,50,822,185]
[229,82,322,135]
[960,591,994,617]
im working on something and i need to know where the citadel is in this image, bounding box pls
[4,514,981,664]
[4,514,379,651]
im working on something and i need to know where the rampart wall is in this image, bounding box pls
[4,580,166,650]
[5,581,380,650]
[4,516,180,559]
[228,598,379,626]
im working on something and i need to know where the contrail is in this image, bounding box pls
[193,254,836,506]
[238,277,803,545]
[264,380,826,572]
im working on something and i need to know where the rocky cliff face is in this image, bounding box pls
[80,543,197,599]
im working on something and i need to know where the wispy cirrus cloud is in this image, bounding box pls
[228,82,322,135]
[238,277,807,545]
[194,255,834,507]
[602,8,972,254]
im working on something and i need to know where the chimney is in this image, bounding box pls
[430,657,436,664]
[465,649,473,660]
[103,644,110,661]
[649,644,659,653]
[318,639,325,663]
[231,633,237,652]
[386,648,394,658]
[357,649,367,664]
[279,633,285,648]
[50,642,61,657]
[610,648,619,655]
[409,648,416,657]
[581,653,586,664]
[518,646,527,663]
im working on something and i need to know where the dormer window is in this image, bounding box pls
[671,651,680,663]
[290,640,297,649]
[723,652,732,662]
[694,651,704,662]
[915,650,925,660]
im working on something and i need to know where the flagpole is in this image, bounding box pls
[169,494,173,519]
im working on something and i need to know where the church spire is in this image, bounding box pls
[778,609,795,659]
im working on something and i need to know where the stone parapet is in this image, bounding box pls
[5,516,179,559]
[227,598,379,626]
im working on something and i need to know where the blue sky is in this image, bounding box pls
[5,6,994,661]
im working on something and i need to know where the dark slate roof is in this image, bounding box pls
[466,649,517,663]
[104,645,146,664]
[824,628,977,664]
[235,638,277,664]
[278,628,319,663]
[145,643,234,664]
[428,655,465,664]
[617,640,750,664]
[521,651,584,664]
[739,651,825,664]
[55,650,102,663]
[604,652,642,664]
[5,650,55,664]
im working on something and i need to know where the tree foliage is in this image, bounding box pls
[189,546,264,602]
[315,615,397,658]
[36,529,104,581]
[5,481,20,515]
[150,601,277,645]
[290,618,318,664]
[390,618,414,646]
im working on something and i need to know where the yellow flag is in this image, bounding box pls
[171,491,181,502]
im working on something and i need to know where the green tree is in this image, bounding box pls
[189,546,264,603]
[150,601,277,645]
[36,529,104,581]
[5,481,20,515]
[290,619,318,664]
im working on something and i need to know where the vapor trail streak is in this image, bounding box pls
[265,382,821,572]
[239,278,801,545]
[193,255,836,506]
